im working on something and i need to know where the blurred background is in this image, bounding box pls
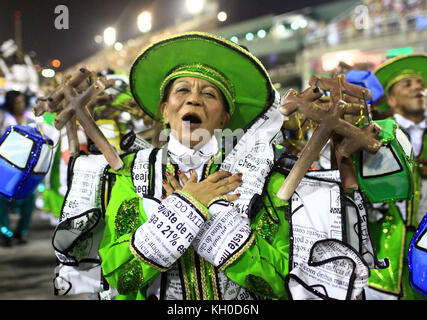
[1,0,426,97]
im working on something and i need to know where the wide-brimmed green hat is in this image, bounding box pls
[374,53,427,113]
[129,31,275,131]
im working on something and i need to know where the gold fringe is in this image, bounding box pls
[179,256,192,300]
[190,249,201,300]
[218,232,255,272]
[129,234,170,272]
[174,190,210,219]
[209,263,220,300]
[199,256,209,300]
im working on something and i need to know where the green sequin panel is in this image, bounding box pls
[382,213,397,239]
[255,209,279,244]
[245,274,277,299]
[115,197,140,237]
[117,259,144,295]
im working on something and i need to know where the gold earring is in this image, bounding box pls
[161,118,169,129]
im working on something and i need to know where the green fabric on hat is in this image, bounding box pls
[374,54,427,113]
[129,32,274,131]
[384,69,424,94]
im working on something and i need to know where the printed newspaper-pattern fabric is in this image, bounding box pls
[53,154,109,296]
[285,170,384,300]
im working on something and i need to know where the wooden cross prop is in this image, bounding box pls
[34,67,124,170]
[276,74,383,201]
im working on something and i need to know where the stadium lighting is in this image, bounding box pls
[137,11,152,33]
[290,21,299,30]
[186,0,204,14]
[114,42,123,51]
[245,32,254,41]
[41,69,55,78]
[103,27,116,46]
[230,36,238,43]
[51,59,61,68]
[217,11,227,22]
[257,29,266,38]
[94,34,103,44]
[276,24,286,33]
[299,19,308,28]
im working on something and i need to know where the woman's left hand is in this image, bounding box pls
[162,170,189,197]
[162,170,242,207]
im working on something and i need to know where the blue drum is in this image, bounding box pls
[0,125,53,200]
[409,213,427,296]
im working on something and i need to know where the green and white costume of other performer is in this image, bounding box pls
[366,54,427,300]
[53,32,402,300]
[40,113,64,220]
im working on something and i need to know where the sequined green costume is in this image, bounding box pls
[368,128,427,300]
[99,150,290,300]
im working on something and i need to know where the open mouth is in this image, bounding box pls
[413,91,425,99]
[182,113,202,128]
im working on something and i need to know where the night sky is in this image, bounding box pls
[0,0,337,70]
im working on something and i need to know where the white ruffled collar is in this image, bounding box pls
[167,134,219,172]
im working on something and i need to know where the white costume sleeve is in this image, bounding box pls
[130,191,209,270]
[191,200,253,269]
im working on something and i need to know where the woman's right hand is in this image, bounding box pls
[162,170,242,207]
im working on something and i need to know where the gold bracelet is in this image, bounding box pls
[206,195,228,208]
[174,190,210,219]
